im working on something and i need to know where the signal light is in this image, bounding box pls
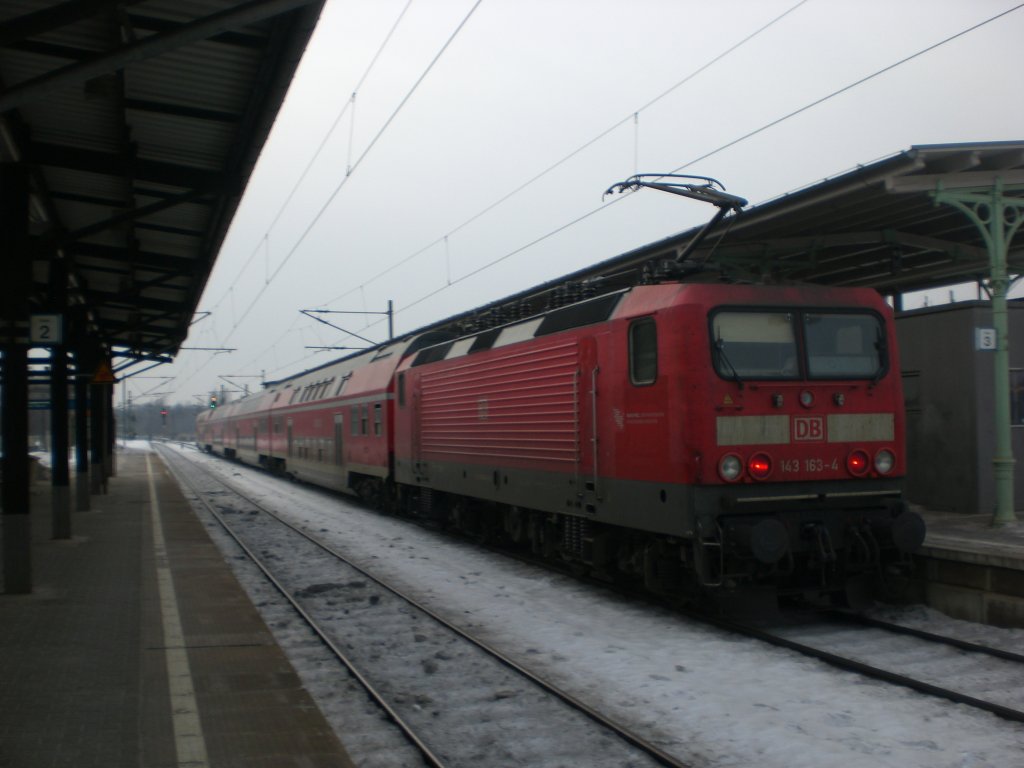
[209,395,218,409]
[847,450,869,476]
[748,453,772,480]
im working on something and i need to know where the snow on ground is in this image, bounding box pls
[166,443,1024,768]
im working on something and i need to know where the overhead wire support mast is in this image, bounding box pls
[604,174,747,266]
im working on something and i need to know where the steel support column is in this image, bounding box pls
[106,380,115,478]
[933,179,1024,526]
[50,347,70,538]
[50,258,70,538]
[90,379,108,494]
[73,345,90,511]
[1,163,31,593]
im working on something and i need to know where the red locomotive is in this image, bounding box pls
[197,178,924,607]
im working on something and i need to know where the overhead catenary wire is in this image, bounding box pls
[188,0,810,390]
[218,0,485,346]
[204,0,415,316]
[167,0,483,395]
[315,0,811,310]
[174,2,1022,400]
[360,2,1024,329]
[661,2,1024,178]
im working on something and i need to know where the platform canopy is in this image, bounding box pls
[0,0,326,367]
[672,141,1024,295]
[433,141,1024,334]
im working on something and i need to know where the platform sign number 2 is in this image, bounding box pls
[30,314,63,346]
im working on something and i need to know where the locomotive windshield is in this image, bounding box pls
[711,309,885,381]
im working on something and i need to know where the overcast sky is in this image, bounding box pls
[136,0,1024,406]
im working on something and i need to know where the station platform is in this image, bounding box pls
[0,446,355,768]
[913,507,1024,628]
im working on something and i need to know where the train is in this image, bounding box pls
[198,176,924,609]
[196,277,925,609]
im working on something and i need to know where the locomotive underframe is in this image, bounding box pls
[203,438,917,601]
[395,456,917,601]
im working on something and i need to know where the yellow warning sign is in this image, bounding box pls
[92,360,116,384]
[723,394,734,406]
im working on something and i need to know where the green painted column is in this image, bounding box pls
[933,179,1024,526]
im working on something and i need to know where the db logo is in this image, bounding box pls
[793,416,825,442]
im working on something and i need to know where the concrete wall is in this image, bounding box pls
[896,300,1024,515]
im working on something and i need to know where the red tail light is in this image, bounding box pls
[847,450,869,476]
[748,453,772,480]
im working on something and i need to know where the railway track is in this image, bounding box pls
[156,444,690,768]
[712,608,1024,724]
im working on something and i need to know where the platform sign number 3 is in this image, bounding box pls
[975,327,997,352]
[30,314,63,346]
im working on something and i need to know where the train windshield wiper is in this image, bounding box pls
[715,339,744,389]
[871,325,888,384]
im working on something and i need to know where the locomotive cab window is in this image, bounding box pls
[711,309,885,381]
[712,311,798,380]
[629,318,658,385]
[804,312,884,379]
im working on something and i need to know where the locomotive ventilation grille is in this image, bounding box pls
[419,340,580,463]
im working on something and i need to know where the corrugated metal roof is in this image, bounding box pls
[697,142,1024,292]
[0,0,325,367]
[423,141,1024,338]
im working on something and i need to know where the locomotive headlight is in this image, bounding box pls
[847,449,870,476]
[874,449,896,475]
[719,454,743,482]
[799,390,815,408]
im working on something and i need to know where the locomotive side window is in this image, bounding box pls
[804,312,884,379]
[712,312,798,380]
[351,406,359,436]
[629,318,658,385]
[374,403,383,436]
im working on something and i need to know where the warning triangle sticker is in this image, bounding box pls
[92,360,116,384]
